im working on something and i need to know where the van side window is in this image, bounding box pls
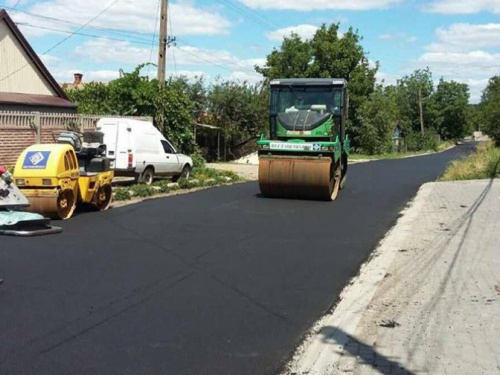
[161,140,175,154]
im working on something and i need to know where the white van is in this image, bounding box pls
[96,117,193,184]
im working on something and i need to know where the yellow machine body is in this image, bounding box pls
[13,144,114,220]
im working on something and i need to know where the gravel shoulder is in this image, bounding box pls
[283,179,500,375]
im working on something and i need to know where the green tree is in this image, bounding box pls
[431,79,470,140]
[206,79,268,158]
[64,64,197,153]
[155,85,196,154]
[255,33,313,79]
[358,85,399,154]
[481,76,500,144]
[64,81,111,114]
[396,68,435,134]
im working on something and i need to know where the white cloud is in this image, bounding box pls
[418,51,500,76]
[428,0,500,14]
[376,71,398,86]
[378,32,417,42]
[266,25,318,41]
[229,71,263,84]
[238,0,403,10]
[426,23,500,52]
[415,51,500,103]
[414,22,500,103]
[10,0,232,38]
[75,39,152,64]
[73,38,264,79]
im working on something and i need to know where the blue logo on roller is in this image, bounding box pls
[23,151,50,169]
[313,143,321,151]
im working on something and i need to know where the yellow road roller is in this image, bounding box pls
[13,131,114,220]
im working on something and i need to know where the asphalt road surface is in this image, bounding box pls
[0,143,475,375]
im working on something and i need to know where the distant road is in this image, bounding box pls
[0,143,476,375]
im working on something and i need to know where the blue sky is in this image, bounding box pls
[1,0,500,102]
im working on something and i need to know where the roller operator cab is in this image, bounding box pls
[257,78,350,201]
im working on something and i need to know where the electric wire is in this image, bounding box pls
[0,0,122,82]
[147,0,161,77]
[2,5,152,43]
[168,4,177,74]
[1,2,261,80]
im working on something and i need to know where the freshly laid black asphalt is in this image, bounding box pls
[0,144,475,375]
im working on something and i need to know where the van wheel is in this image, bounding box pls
[141,168,154,185]
[172,165,191,182]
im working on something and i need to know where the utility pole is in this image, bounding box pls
[418,88,424,134]
[157,0,168,87]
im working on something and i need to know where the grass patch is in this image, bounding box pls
[350,150,428,160]
[191,167,242,182]
[112,167,243,203]
[440,141,500,181]
[350,141,455,161]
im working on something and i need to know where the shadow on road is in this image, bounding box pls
[317,326,415,375]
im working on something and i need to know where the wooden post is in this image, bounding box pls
[419,88,424,134]
[157,0,168,87]
[34,113,41,144]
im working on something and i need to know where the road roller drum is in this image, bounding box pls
[259,157,341,200]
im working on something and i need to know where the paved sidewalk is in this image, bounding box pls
[284,179,500,375]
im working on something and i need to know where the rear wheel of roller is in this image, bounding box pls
[94,184,112,211]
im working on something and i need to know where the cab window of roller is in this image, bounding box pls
[274,86,343,114]
[64,152,71,171]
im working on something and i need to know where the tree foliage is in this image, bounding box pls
[64,65,268,159]
[204,79,268,157]
[480,76,500,144]
[65,64,196,154]
[431,79,470,140]
[396,68,435,134]
[358,85,399,154]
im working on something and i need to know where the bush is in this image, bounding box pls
[440,141,500,181]
[130,184,156,197]
[191,151,206,168]
[113,187,132,201]
[405,131,438,152]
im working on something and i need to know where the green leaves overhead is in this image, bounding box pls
[480,76,500,144]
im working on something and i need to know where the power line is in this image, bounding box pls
[147,0,161,77]
[173,43,233,73]
[0,0,122,82]
[168,4,177,74]
[2,5,152,44]
[175,37,256,74]
[17,23,151,45]
[215,0,282,31]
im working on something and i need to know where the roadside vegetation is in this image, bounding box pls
[64,23,500,171]
[111,167,243,202]
[440,141,500,181]
[440,75,500,181]
[350,141,456,161]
